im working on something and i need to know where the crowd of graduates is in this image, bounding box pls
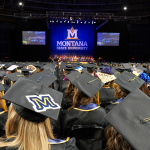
[0,60,150,150]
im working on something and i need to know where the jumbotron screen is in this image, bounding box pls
[22,31,46,45]
[97,33,120,46]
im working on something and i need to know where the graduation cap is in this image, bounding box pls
[21,68,31,76]
[26,65,37,73]
[43,65,55,72]
[84,64,95,72]
[96,72,116,84]
[7,65,19,71]
[72,72,104,97]
[111,68,121,78]
[28,70,52,82]
[115,71,144,94]
[122,63,131,69]
[105,88,150,150]
[6,72,26,82]
[64,66,74,74]
[29,71,57,87]
[66,71,81,82]
[137,66,147,71]
[2,77,63,122]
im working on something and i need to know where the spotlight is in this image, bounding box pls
[81,21,82,23]
[124,6,127,10]
[19,2,23,6]
[50,20,51,22]
[94,22,96,24]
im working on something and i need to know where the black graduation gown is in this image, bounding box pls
[55,103,108,150]
[105,102,119,113]
[0,111,8,137]
[99,87,117,108]
[0,137,78,150]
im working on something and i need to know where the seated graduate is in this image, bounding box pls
[105,88,150,150]
[105,71,145,113]
[55,72,108,149]
[21,68,31,77]
[96,67,117,108]
[61,71,81,110]
[60,65,74,93]
[0,77,78,150]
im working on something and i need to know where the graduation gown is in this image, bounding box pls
[0,111,8,137]
[0,111,8,130]
[105,98,124,113]
[55,103,108,150]
[99,87,117,108]
[0,137,78,150]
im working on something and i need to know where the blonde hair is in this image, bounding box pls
[0,104,55,150]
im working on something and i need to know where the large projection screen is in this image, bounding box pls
[22,31,46,45]
[97,33,120,46]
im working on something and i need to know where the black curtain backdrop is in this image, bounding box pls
[94,20,128,62]
[14,19,50,61]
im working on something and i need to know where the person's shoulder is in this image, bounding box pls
[105,103,119,113]
[50,137,78,150]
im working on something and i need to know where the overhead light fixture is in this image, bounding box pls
[19,2,23,6]
[124,6,127,10]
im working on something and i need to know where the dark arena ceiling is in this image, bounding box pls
[0,0,150,24]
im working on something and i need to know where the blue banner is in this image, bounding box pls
[50,23,94,56]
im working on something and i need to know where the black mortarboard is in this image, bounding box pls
[122,63,131,69]
[2,77,63,122]
[105,88,150,150]
[29,72,57,87]
[137,66,147,71]
[66,71,81,82]
[28,70,52,81]
[6,72,26,82]
[64,66,74,74]
[115,71,144,93]
[21,68,31,76]
[84,64,95,72]
[111,68,121,78]
[72,72,104,97]
[43,65,55,72]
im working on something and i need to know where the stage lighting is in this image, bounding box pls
[81,21,82,23]
[60,21,62,23]
[77,20,79,24]
[84,21,86,24]
[92,21,94,24]
[67,21,69,23]
[124,6,127,10]
[19,2,23,6]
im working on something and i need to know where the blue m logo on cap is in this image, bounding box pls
[26,94,60,112]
